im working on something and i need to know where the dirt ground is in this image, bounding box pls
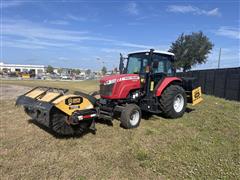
[0,82,239,179]
[0,84,31,100]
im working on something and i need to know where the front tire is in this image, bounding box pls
[159,85,187,118]
[120,104,142,129]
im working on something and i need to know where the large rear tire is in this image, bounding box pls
[120,104,142,129]
[50,108,92,136]
[159,85,187,118]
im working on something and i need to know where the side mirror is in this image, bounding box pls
[119,53,124,74]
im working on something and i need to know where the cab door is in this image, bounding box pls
[150,54,174,91]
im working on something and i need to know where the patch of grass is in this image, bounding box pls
[78,176,86,180]
[0,80,239,179]
[135,149,150,161]
[145,128,155,135]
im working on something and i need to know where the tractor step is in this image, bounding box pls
[100,110,112,115]
[98,113,113,121]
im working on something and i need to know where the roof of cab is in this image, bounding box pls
[128,50,175,56]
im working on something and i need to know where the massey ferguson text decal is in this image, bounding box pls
[118,76,140,81]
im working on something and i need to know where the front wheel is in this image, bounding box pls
[120,104,142,129]
[159,85,187,118]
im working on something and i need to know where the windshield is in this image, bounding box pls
[126,53,148,74]
[126,53,174,75]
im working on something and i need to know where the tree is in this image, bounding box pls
[169,31,214,72]
[71,69,76,75]
[85,69,91,75]
[113,67,118,74]
[57,68,63,75]
[46,65,54,74]
[75,69,81,75]
[101,66,107,75]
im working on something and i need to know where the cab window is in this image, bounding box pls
[152,54,173,75]
[127,54,148,74]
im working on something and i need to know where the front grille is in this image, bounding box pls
[100,84,114,96]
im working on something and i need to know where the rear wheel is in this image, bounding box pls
[159,85,187,118]
[120,104,142,129]
[50,108,92,136]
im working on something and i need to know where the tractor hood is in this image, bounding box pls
[100,74,140,85]
[99,74,141,99]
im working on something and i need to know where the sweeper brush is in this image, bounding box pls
[16,87,97,135]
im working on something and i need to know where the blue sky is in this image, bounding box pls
[1,0,240,70]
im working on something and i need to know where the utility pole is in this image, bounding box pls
[217,48,221,69]
[97,58,105,75]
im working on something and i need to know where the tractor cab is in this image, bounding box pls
[123,50,175,76]
[120,49,176,94]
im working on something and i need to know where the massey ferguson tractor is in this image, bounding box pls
[16,49,202,136]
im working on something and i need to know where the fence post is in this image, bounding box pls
[223,68,229,99]
[238,69,240,101]
[203,71,207,94]
[212,69,216,96]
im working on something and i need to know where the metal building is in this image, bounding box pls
[0,62,45,75]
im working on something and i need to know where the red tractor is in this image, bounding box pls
[97,49,202,129]
[16,49,203,136]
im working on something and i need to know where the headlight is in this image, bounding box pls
[104,79,116,85]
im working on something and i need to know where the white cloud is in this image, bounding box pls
[168,5,196,13]
[66,14,86,21]
[1,0,25,8]
[3,19,153,50]
[207,8,220,16]
[101,48,127,53]
[46,20,69,25]
[3,37,76,49]
[127,22,144,26]
[167,5,221,16]
[3,19,93,42]
[215,26,240,39]
[103,24,113,28]
[117,42,152,49]
[58,57,70,61]
[126,2,139,15]
[4,41,45,49]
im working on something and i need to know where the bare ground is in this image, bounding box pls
[0,84,31,100]
[0,82,239,179]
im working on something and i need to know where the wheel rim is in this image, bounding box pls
[130,110,140,126]
[173,94,184,113]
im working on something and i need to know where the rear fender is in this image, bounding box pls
[155,77,182,97]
